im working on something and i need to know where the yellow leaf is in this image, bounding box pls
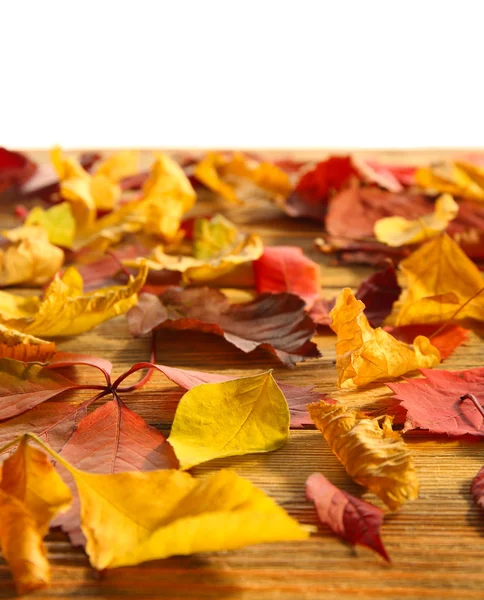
[0,438,71,594]
[416,161,484,201]
[308,401,419,510]
[0,324,55,361]
[330,288,440,388]
[0,263,148,337]
[0,226,64,286]
[94,150,139,182]
[124,214,263,283]
[168,372,289,469]
[25,202,76,248]
[374,194,458,247]
[74,467,306,570]
[194,152,291,204]
[387,233,484,326]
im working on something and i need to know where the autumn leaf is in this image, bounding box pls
[354,158,416,192]
[253,246,321,308]
[0,148,37,193]
[0,438,71,594]
[25,202,76,249]
[387,234,484,326]
[0,325,55,362]
[0,226,64,286]
[283,156,356,220]
[374,194,459,247]
[471,466,484,510]
[386,324,469,360]
[194,152,291,204]
[0,262,147,337]
[0,358,80,420]
[308,401,419,510]
[124,214,263,284]
[330,288,440,388]
[386,368,484,436]
[128,288,320,366]
[305,472,390,561]
[415,160,484,201]
[167,371,289,469]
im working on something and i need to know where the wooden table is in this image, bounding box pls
[1,150,483,600]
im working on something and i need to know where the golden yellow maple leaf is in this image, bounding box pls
[387,233,484,326]
[374,194,458,247]
[0,263,147,337]
[307,401,419,510]
[330,288,440,388]
[416,160,484,201]
[0,226,64,287]
[194,152,291,204]
[168,371,289,469]
[0,324,55,361]
[0,438,71,594]
[25,202,76,249]
[126,214,263,284]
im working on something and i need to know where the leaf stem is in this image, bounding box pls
[460,393,484,418]
[116,332,157,393]
[430,285,484,340]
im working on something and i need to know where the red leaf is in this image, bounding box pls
[354,159,416,192]
[309,298,335,327]
[253,246,321,308]
[0,359,79,421]
[285,156,356,221]
[0,400,87,452]
[144,363,321,428]
[0,148,37,193]
[306,472,390,561]
[356,263,401,327]
[386,325,470,360]
[56,399,178,545]
[471,466,484,510]
[128,289,320,367]
[47,352,113,379]
[387,368,484,436]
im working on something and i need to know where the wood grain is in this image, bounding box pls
[1,149,484,600]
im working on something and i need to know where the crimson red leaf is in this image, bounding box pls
[128,289,320,367]
[56,399,179,545]
[386,325,469,360]
[0,148,37,193]
[253,246,321,308]
[356,263,401,327]
[0,358,79,421]
[387,368,484,436]
[306,472,390,561]
[471,466,484,510]
[285,156,356,221]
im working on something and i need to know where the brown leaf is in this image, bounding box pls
[128,289,321,366]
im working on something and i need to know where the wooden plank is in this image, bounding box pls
[0,149,483,599]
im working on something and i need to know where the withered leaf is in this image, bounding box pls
[128,288,320,366]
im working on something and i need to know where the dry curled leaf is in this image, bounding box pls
[0,438,71,594]
[330,288,440,388]
[167,371,289,469]
[308,401,419,510]
[128,288,320,366]
[374,194,459,247]
[306,472,390,561]
[0,263,147,337]
[0,226,64,287]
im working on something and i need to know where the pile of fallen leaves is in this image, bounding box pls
[1,147,484,594]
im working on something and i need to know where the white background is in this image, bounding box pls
[1,0,483,149]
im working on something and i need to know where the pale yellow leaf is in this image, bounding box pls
[25,202,76,248]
